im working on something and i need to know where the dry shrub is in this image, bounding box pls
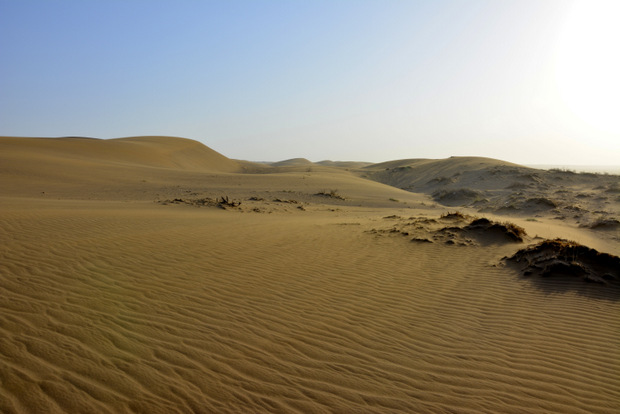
[466,218,526,242]
[508,238,620,284]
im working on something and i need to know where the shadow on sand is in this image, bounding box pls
[521,274,620,302]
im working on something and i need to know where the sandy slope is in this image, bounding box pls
[0,136,240,172]
[362,157,619,221]
[1,136,619,413]
[360,156,620,252]
[0,136,241,199]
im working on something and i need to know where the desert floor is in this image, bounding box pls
[1,136,619,413]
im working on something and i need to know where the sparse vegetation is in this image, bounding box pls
[440,211,467,220]
[582,217,620,229]
[433,188,485,206]
[373,213,528,246]
[605,183,620,193]
[466,217,527,242]
[525,197,558,208]
[272,198,299,204]
[218,195,241,208]
[427,176,454,185]
[507,238,620,284]
[499,221,527,241]
[159,196,241,210]
[549,168,577,174]
[315,189,345,200]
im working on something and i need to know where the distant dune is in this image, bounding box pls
[269,157,314,167]
[0,136,243,199]
[316,160,374,169]
[1,136,618,413]
[528,164,620,175]
[359,155,619,228]
[361,156,524,189]
[0,135,240,172]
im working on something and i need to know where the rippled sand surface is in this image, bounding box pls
[1,136,618,413]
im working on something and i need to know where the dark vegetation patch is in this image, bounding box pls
[436,215,526,244]
[440,211,467,220]
[370,213,526,246]
[432,188,485,206]
[507,239,620,286]
[581,218,620,229]
[563,204,586,212]
[159,196,241,209]
[426,176,456,185]
[493,195,560,215]
[272,198,299,204]
[437,226,463,233]
[415,218,438,224]
[506,182,531,190]
[525,197,558,208]
[315,189,345,200]
[411,237,433,243]
[364,162,618,227]
[604,183,620,193]
[217,196,242,208]
[466,218,527,242]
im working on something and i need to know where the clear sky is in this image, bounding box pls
[1,0,619,165]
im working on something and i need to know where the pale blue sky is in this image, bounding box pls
[1,0,618,164]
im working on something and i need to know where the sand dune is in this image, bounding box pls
[1,136,619,413]
[360,156,620,242]
[1,136,240,171]
[269,158,314,168]
[0,136,242,198]
[316,160,374,169]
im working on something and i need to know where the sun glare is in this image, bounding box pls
[555,0,620,134]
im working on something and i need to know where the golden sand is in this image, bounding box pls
[1,136,618,413]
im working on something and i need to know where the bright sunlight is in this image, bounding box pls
[555,0,620,133]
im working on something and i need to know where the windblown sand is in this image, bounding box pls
[1,137,619,413]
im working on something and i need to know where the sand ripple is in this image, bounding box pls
[1,203,619,413]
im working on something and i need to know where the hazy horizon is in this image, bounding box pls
[1,0,619,166]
